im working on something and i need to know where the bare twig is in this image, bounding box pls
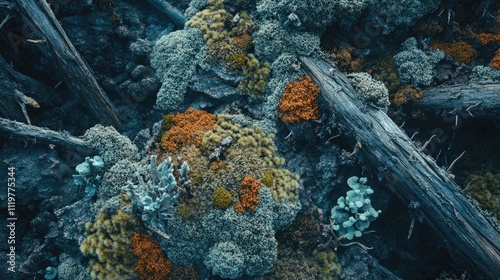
[447,150,466,172]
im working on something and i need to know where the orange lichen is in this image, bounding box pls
[232,33,253,52]
[131,232,172,280]
[490,48,500,70]
[210,160,227,172]
[161,108,216,152]
[392,85,424,107]
[278,75,320,123]
[234,175,261,213]
[428,41,477,64]
[331,45,365,73]
[475,33,500,45]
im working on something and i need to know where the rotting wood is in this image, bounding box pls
[0,117,96,155]
[146,0,186,28]
[13,0,121,126]
[419,83,500,119]
[300,56,500,280]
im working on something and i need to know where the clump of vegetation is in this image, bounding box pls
[212,187,233,210]
[392,85,424,107]
[80,196,139,280]
[278,75,320,123]
[161,108,216,152]
[187,0,270,97]
[131,232,173,280]
[428,41,477,64]
[465,173,500,220]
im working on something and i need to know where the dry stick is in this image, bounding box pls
[0,117,95,155]
[447,150,466,173]
[14,0,120,126]
[299,56,500,280]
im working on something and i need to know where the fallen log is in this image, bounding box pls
[419,83,500,119]
[146,0,186,28]
[14,0,121,127]
[0,117,95,155]
[299,56,500,279]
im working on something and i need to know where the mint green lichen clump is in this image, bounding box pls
[331,176,381,240]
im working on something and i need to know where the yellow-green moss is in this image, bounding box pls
[187,0,269,97]
[161,114,174,132]
[213,187,234,209]
[262,170,274,188]
[202,116,299,203]
[314,249,341,280]
[80,196,138,280]
[177,202,191,220]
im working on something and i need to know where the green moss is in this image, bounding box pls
[465,173,500,220]
[262,170,274,188]
[314,249,341,280]
[161,114,174,132]
[213,187,234,209]
[187,0,269,97]
[80,196,138,280]
[177,202,191,220]
[372,53,401,93]
[192,173,204,186]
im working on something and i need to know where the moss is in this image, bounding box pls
[278,75,320,123]
[314,249,341,280]
[262,170,274,188]
[161,114,175,133]
[213,187,234,209]
[331,45,365,73]
[160,108,216,152]
[465,173,500,220]
[490,48,500,70]
[392,85,424,107]
[131,233,172,279]
[80,196,138,280]
[187,0,269,97]
[177,202,191,220]
[372,53,401,93]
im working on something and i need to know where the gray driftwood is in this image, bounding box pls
[147,0,186,27]
[14,0,121,126]
[0,117,95,155]
[420,83,500,119]
[299,56,500,279]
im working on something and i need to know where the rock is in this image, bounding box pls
[0,143,71,208]
[189,69,241,101]
[131,65,147,80]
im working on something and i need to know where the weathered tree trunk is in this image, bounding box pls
[147,0,186,27]
[419,83,500,119]
[14,0,121,126]
[300,56,500,280]
[0,117,95,155]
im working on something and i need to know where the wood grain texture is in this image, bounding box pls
[14,0,120,126]
[300,56,500,279]
[420,83,500,119]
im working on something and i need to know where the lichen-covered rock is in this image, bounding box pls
[0,144,70,207]
[82,124,140,167]
[151,28,204,111]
